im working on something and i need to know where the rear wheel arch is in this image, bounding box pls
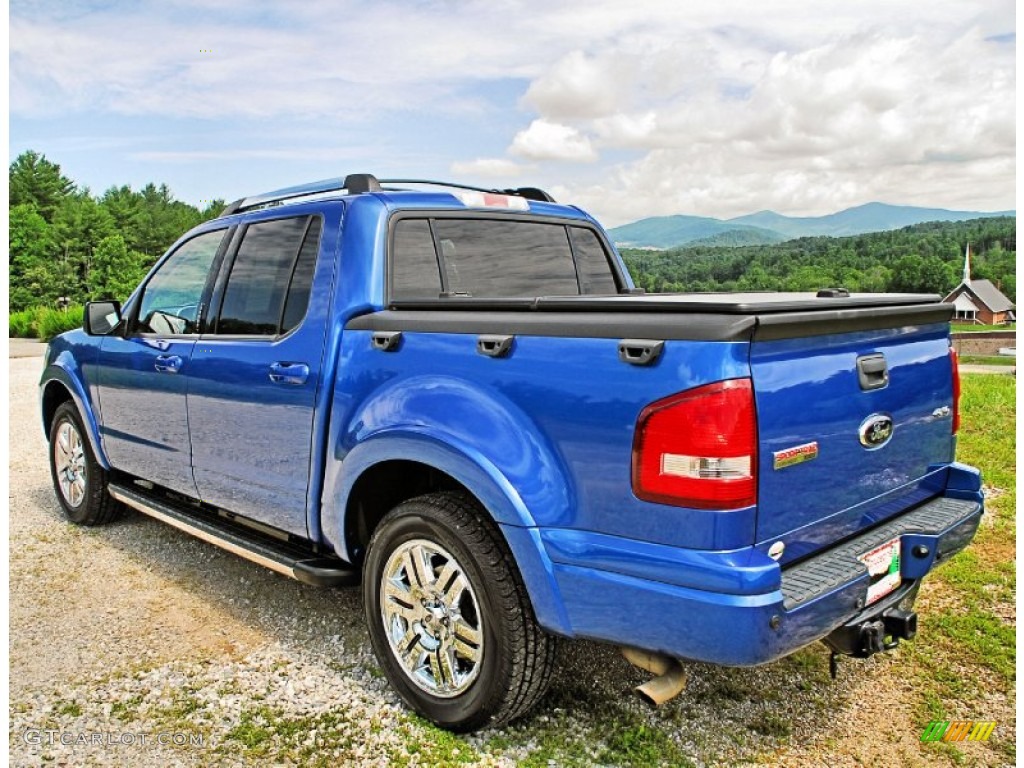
[343,459,467,564]
[340,454,573,637]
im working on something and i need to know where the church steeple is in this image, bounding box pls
[962,243,971,284]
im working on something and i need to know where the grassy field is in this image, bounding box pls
[960,355,1016,367]
[951,323,1016,333]
[901,373,1017,765]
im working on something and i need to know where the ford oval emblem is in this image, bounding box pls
[859,413,894,450]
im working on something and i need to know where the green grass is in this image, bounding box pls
[222,705,482,767]
[929,611,1016,680]
[110,694,145,722]
[55,700,83,718]
[957,374,1016,528]
[951,323,1016,333]
[960,355,1016,366]
[599,723,695,767]
[397,715,479,765]
[905,373,1016,758]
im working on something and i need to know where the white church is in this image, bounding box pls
[942,244,1015,325]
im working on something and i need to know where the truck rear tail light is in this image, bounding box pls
[632,378,758,509]
[949,347,961,435]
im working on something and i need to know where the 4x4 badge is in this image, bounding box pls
[859,413,894,450]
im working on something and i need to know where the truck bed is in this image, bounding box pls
[340,292,957,565]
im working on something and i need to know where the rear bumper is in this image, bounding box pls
[542,475,982,666]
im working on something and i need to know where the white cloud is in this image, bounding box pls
[510,120,598,163]
[533,24,1016,223]
[9,0,1016,222]
[522,50,631,119]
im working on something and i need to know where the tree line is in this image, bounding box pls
[8,150,1017,312]
[621,216,1016,301]
[9,151,223,312]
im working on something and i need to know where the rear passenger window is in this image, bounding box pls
[571,227,618,294]
[216,216,320,335]
[392,219,442,300]
[281,218,322,333]
[432,219,578,298]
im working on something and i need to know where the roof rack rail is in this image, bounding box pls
[379,179,556,203]
[220,173,554,217]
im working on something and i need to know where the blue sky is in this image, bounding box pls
[9,0,1016,226]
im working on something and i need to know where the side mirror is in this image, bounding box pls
[84,301,122,336]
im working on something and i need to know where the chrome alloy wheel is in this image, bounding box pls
[380,539,484,698]
[54,420,87,508]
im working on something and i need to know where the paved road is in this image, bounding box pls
[8,338,47,358]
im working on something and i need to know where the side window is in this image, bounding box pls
[216,216,318,336]
[136,229,225,335]
[392,219,442,300]
[570,228,618,294]
[281,218,322,333]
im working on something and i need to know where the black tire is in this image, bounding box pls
[48,401,123,526]
[363,491,556,732]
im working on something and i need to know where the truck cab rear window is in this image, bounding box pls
[390,217,618,300]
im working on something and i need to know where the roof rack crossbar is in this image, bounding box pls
[220,174,383,216]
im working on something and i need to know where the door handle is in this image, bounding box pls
[269,362,309,385]
[154,354,183,373]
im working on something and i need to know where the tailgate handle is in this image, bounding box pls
[857,353,889,390]
[477,334,514,358]
[371,331,402,352]
[619,339,664,366]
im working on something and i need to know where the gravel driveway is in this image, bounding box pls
[7,351,1011,767]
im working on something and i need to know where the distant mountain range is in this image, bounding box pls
[608,202,1016,249]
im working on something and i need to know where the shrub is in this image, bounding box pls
[9,307,46,338]
[36,306,85,341]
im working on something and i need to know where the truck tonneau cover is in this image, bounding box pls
[392,291,941,315]
[375,293,954,342]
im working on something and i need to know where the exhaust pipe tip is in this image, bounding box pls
[622,647,687,706]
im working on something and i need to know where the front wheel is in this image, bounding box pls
[48,401,122,526]
[363,492,556,732]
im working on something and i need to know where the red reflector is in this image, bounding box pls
[632,379,758,510]
[950,347,961,435]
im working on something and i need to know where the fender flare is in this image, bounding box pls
[323,429,574,636]
[40,363,110,470]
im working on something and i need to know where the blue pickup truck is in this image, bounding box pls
[41,174,983,731]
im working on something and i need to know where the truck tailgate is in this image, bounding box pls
[750,322,956,560]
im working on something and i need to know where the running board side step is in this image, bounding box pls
[108,484,359,587]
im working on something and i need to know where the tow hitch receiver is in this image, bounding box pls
[825,606,918,660]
